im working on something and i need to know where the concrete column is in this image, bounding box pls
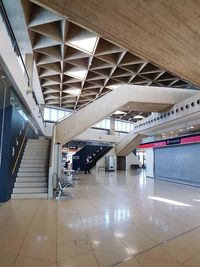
[110,117,115,135]
[25,53,34,90]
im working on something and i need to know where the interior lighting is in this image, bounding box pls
[134,115,145,119]
[66,88,81,96]
[114,110,126,115]
[148,196,191,206]
[68,36,98,54]
[179,129,183,131]
[106,84,120,90]
[66,69,87,80]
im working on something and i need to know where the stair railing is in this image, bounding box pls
[48,125,61,198]
[89,146,112,169]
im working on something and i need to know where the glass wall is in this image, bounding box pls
[115,120,134,133]
[0,62,37,202]
[44,107,72,122]
[44,107,134,133]
[94,118,110,130]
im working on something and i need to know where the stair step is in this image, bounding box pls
[22,158,48,162]
[13,187,48,193]
[26,141,49,144]
[24,149,49,153]
[15,182,47,188]
[23,156,49,160]
[24,151,49,155]
[20,163,48,167]
[11,193,48,199]
[16,177,47,182]
[18,172,47,177]
[19,167,48,172]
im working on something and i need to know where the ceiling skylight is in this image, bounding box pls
[134,115,145,119]
[68,36,99,54]
[106,85,120,90]
[66,88,81,96]
[114,110,126,115]
[66,69,87,80]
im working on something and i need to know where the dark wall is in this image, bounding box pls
[117,156,126,170]
[0,105,36,202]
[154,143,200,186]
[73,145,108,171]
[0,105,12,201]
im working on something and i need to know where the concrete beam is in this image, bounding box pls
[133,92,200,135]
[55,84,196,144]
[115,133,146,156]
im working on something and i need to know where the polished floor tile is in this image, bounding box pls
[0,170,200,266]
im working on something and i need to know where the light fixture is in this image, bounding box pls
[66,89,81,96]
[114,110,126,115]
[68,36,98,54]
[179,129,183,131]
[106,84,120,90]
[66,69,87,80]
[134,115,145,119]
[148,196,191,206]
[170,131,174,134]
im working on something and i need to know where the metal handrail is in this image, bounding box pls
[0,1,45,123]
[0,0,30,86]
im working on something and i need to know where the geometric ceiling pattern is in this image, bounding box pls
[22,1,199,116]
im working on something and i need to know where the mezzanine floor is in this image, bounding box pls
[1,170,200,267]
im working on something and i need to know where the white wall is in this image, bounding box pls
[44,122,54,137]
[146,148,154,177]
[0,16,44,133]
[126,153,142,170]
[95,147,116,170]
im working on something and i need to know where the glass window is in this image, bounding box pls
[44,107,72,122]
[44,107,51,121]
[115,120,134,133]
[58,109,65,120]
[50,108,57,121]
[93,118,110,129]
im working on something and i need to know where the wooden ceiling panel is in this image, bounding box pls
[20,0,200,116]
[33,0,200,87]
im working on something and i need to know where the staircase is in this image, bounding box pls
[72,144,112,171]
[11,139,50,199]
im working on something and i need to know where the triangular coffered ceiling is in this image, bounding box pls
[21,0,199,120]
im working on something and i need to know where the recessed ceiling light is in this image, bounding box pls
[134,115,144,119]
[68,36,99,54]
[114,110,126,115]
[190,126,194,129]
[106,84,120,90]
[66,89,81,96]
[170,131,174,134]
[179,129,183,131]
[66,69,87,80]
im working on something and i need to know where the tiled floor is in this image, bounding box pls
[1,170,200,266]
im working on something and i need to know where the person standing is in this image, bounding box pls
[85,156,91,174]
[64,160,70,169]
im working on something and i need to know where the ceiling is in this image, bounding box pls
[31,0,200,88]
[20,0,198,119]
